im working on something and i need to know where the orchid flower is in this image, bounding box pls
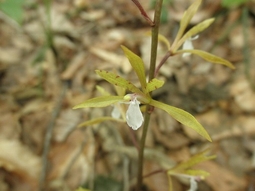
[182,35,199,57]
[124,94,144,130]
[110,94,144,130]
[187,177,198,191]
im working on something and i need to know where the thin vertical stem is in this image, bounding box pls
[136,0,163,190]
[148,0,163,81]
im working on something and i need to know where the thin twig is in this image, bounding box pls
[39,81,68,191]
[131,0,154,26]
[154,51,172,77]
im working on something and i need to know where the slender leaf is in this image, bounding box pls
[145,78,165,93]
[75,187,90,191]
[121,46,147,89]
[176,49,235,69]
[96,70,144,94]
[184,169,210,178]
[171,0,202,47]
[168,150,215,178]
[0,0,24,24]
[78,117,124,128]
[150,100,212,142]
[175,18,215,51]
[73,96,124,109]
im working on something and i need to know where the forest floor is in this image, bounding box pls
[0,0,255,191]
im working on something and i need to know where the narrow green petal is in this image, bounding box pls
[96,85,111,96]
[96,70,144,94]
[150,100,212,142]
[158,33,171,49]
[176,49,235,69]
[172,0,202,47]
[73,96,124,109]
[145,78,165,93]
[121,45,147,89]
[168,149,215,177]
[175,18,215,51]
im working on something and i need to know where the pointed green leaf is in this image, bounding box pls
[73,96,124,109]
[121,45,147,89]
[145,78,165,93]
[184,169,210,178]
[176,49,235,69]
[175,18,215,51]
[96,70,144,94]
[172,0,202,47]
[78,117,125,128]
[150,100,212,142]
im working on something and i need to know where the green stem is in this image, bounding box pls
[136,0,163,190]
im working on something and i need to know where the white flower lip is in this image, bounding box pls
[187,177,198,191]
[126,98,144,130]
[182,35,199,57]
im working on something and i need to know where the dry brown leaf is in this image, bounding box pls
[0,139,41,182]
[89,47,131,72]
[61,52,87,80]
[230,77,255,112]
[197,161,247,191]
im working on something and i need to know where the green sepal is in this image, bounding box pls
[158,33,171,50]
[184,169,210,178]
[73,96,124,109]
[145,78,165,93]
[95,70,144,94]
[78,117,125,128]
[121,45,147,90]
[176,49,235,69]
[175,18,215,51]
[96,85,111,96]
[168,149,215,178]
[172,0,202,46]
[150,99,212,142]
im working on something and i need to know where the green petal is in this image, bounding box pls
[158,33,171,49]
[145,78,165,93]
[96,70,144,94]
[176,49,235,69]
[175,18,215,51]
[78,117,124,128]
[150,100,212,142]
[96,85,111,96]
[168,149,215,177]
[121,45,147,90]
[184,170,210,178]
[73,96,124,109]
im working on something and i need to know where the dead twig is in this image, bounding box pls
[39,81,69,191]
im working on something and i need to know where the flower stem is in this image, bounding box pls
[136,0,163,190]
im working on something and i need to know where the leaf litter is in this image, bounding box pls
[0,0,255,190]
